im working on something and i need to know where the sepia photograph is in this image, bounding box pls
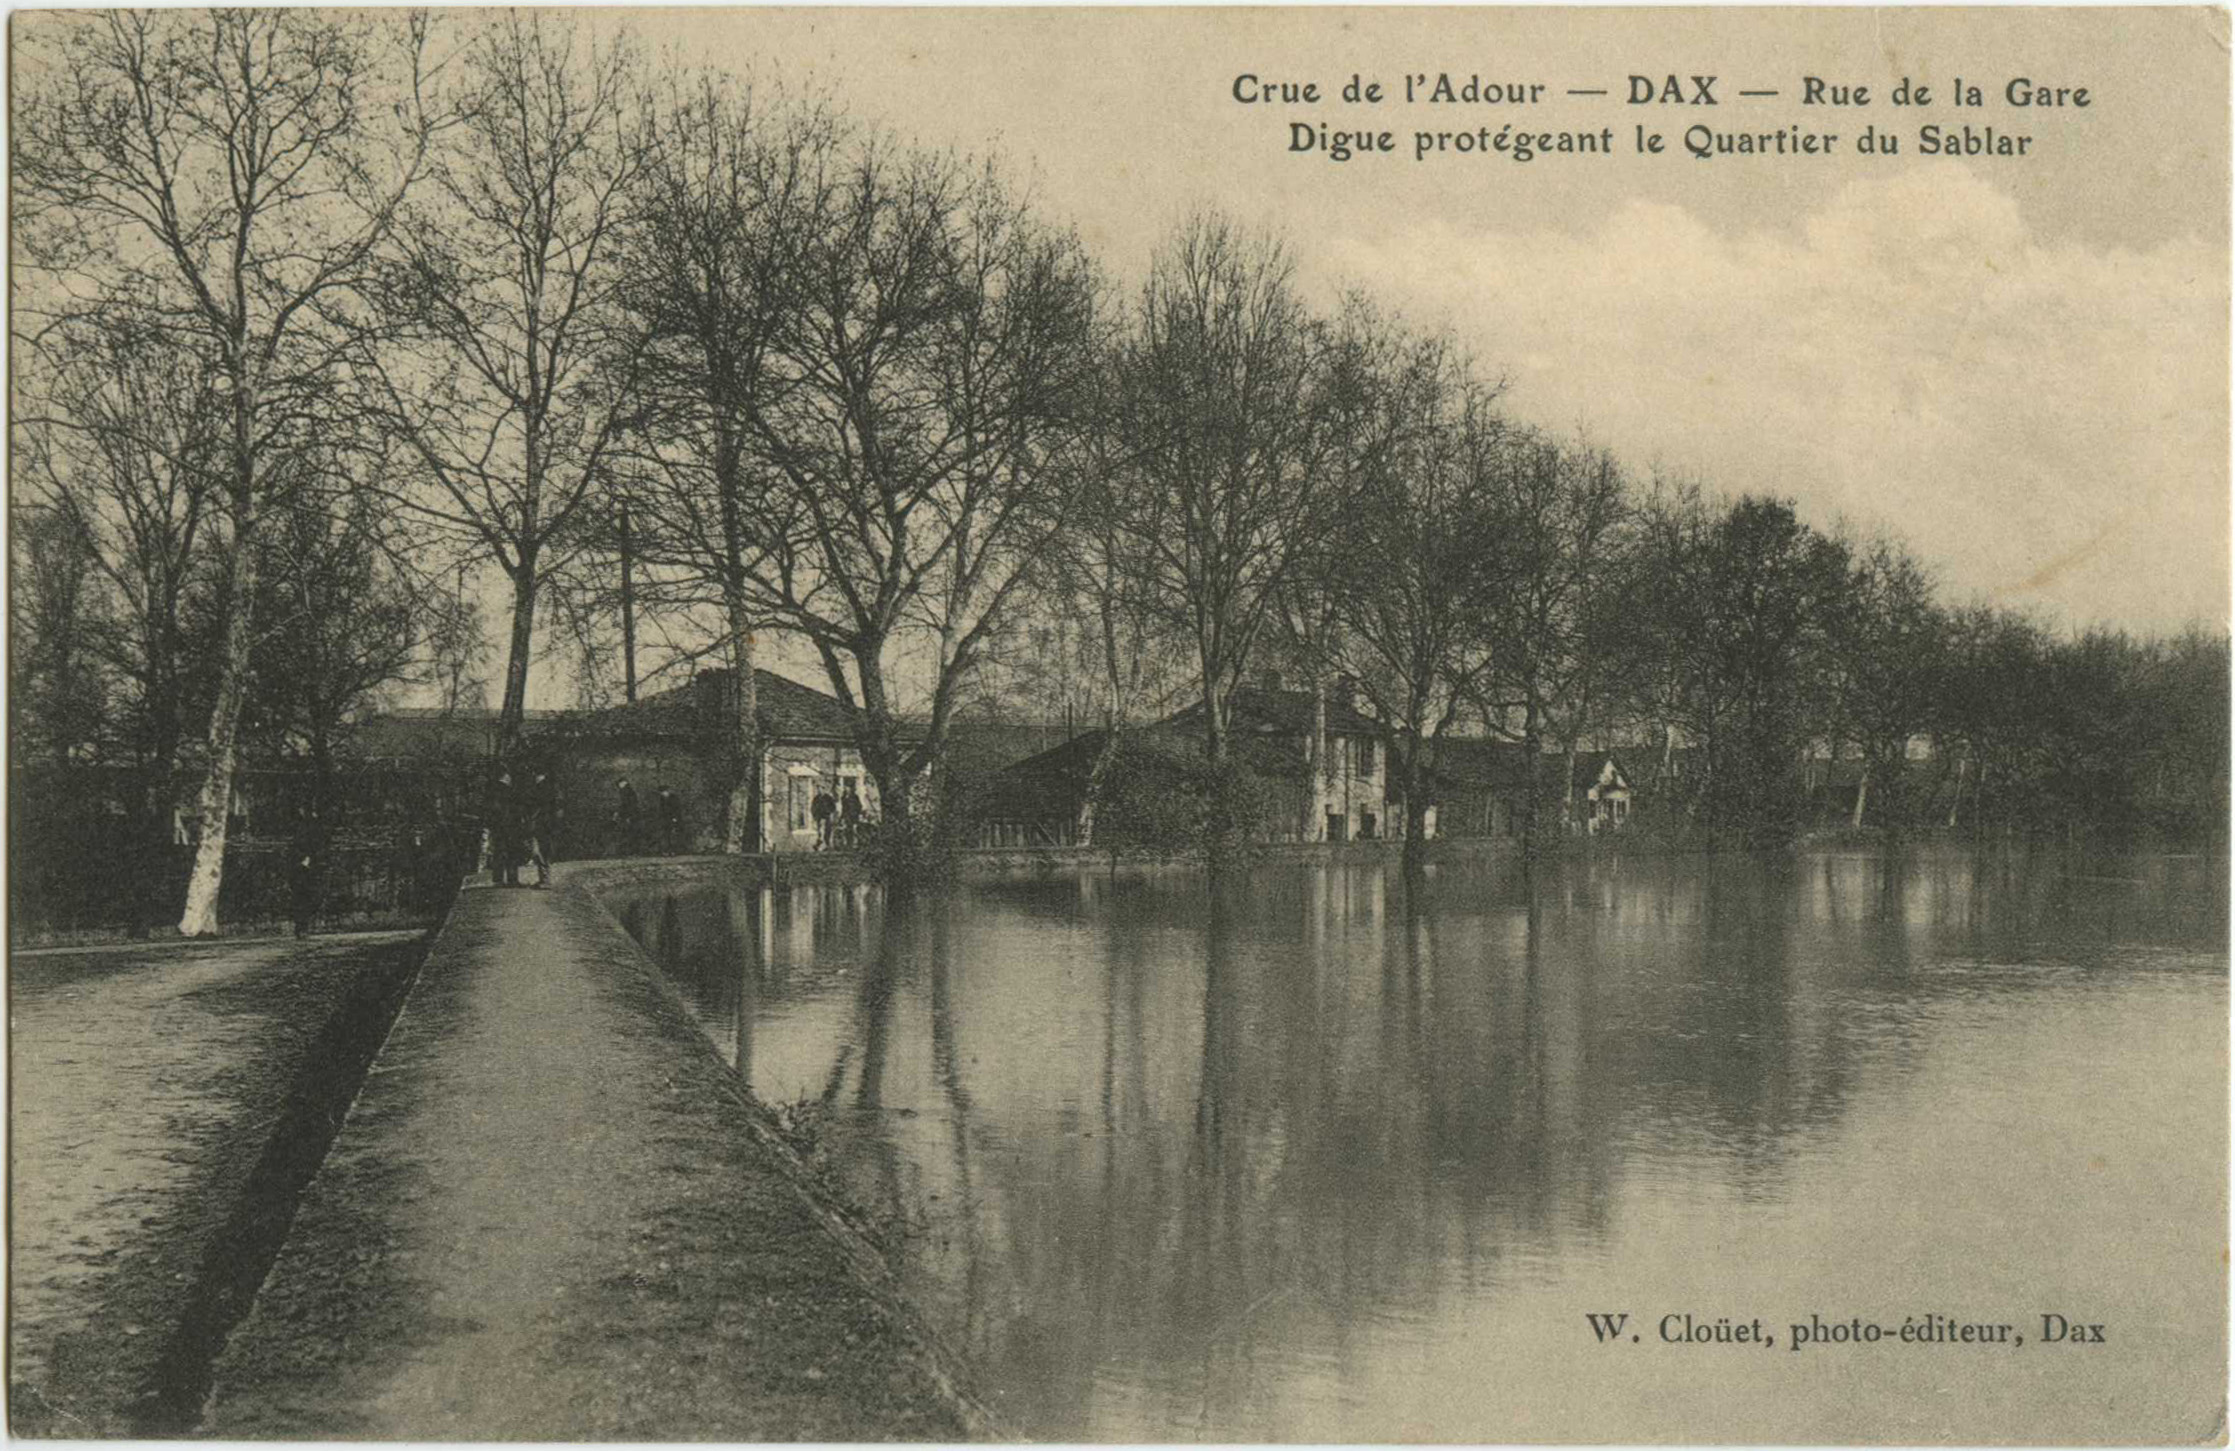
[6,5,2229,1443]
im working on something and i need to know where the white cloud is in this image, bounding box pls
[1324,168,2229,634]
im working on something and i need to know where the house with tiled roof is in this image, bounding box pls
[1423,738,1535,838]
[535,668,893,856]
[1167,683,1395,841]
[1425,739,1635,837]
[977,677,1402,846]
[970,729,1116,846]
[344,706,571,765]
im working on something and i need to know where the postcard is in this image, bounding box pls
[8,7,2227,1443]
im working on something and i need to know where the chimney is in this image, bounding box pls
[693,667,734,727]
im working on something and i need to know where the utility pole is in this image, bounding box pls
[618,502,637,703]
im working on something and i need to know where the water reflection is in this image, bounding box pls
[610,847,2226,1442]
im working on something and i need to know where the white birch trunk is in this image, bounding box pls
[178,507,259,936]
[1075,728,1122,848]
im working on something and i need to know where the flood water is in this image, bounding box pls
[609,848,2227,1443]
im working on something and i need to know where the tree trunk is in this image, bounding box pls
[497,561,538,760]
[310,727,335,819]
[619,503,638,703]
[722,589,760,853]
[178,501,259,937]
[713,428,759,852]
[1562,735,1581,835]
[1309,677,1327,840]
[835,643,930,885]
[1202,682,1246,854]
[133,694,184,938]
[1401,767,1430,877]
[1851,766,1871,829]
[1075,726,1124,848]
[1521,693,1543,850]
[1881,757,1910,845]
[878,770,917,874]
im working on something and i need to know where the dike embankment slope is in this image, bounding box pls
[9,931,429,1436]
[200,874,988,1441]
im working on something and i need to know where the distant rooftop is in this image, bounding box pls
[545,667,866,744]
[1162,686,1384,739]
[373,706,570,722]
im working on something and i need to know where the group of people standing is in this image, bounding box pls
[609,777,687,857]
[809,779,865,850]
[485,765,555,888]
[485,766,867,868]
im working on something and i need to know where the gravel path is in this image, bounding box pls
[201,879,984,1440]
[9,931,428,1435]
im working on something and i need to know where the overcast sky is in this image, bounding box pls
[607,6,2227,643]
[396,6,2228,706]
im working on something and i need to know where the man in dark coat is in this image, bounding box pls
[289,800,328,935]
[490,767,522,886]
[811,782,836,850]
[614,777,639,857]
[657,784,682,855]
[839,782,864,850]
[525,771,554,887]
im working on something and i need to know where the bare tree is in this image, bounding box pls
[967,353,1195,846]
[362,13,641,760]
[243,486,428,807]
[1652,496,1851,843]
[1610,474,1716,799]
[14,10,439,934]
[732,139,1106,868]
[7,497,114,767]
[1265,296,1479,842]
[1263,324,1361,840]
[613,74,843,850]
[1317,327,1513,870]
[1927,603,2045,833]
[534,561,634,712]
[423,570,495,717]
[1825,537,1944,831]
[13,326,226,785]
[1477,431,1630,839]
[1112,214,1347,812]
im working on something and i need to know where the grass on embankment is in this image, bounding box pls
[9,931,429,1436]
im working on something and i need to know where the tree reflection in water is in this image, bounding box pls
[603,846,2226,1441]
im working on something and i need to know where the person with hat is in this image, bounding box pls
[811,779,837,850]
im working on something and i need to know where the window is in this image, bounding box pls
[1358,738,1377,776]
[789,776,813,831]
